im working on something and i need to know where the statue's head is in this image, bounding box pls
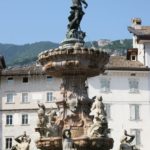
[95,95,103,101]
[21,136,28,142]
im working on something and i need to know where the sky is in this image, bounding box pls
[0,0,150,45]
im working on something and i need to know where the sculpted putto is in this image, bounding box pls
[90,96,107,124]
[88,95,109,138]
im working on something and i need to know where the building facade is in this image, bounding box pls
[0,19,150,150]
[0,66,62,150]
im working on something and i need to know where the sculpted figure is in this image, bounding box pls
[90,96,107,124]
[120,130,135,150]
[46,109,59,137]
[68,0,88,31]
[11,131,31,150]
[62,129,76,150]
[88,96,109,138]
[36,103,48,138]
[37,103,47,128]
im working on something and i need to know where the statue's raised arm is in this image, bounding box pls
[81,0,88,9]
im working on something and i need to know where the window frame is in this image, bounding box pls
[6,93,14,104]
[100,78,111,93]
[7,77,14,84]
[47,76,53,82]
[22,77,28,83]
[5,137,13,149]
[130,104,140,121]
[129,78,139,93]
[6,115,13,125]
[21,114,29,125]
[46,92,53,102]
[105,103,111,120]
[22,93,29,103]
[130,129,141,146]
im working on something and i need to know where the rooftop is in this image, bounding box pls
[106,56,149,71]
[128,26,150,37]
[0,56,149,76]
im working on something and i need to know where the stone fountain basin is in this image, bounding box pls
[38,46,109,77]
[35,136,113,150]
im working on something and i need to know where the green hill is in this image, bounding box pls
[0,39,132,67]
[0,41,59,66]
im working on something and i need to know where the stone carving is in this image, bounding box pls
[120,130,135,150]
[46,109,59,137]
[36,103,60,138]
[11,131,31,150]
[62,129,76,150]
[57,90,78,120]
[37,103,47,128]
[88,95,109,137]
[35,0,113,149]
[90,96,107,124]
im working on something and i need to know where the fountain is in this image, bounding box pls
[35,1,113,150]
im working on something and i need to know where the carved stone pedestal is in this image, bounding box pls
[35,46,113,150]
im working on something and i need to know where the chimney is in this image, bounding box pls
[132,18,142,29]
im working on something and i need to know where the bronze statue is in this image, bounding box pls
[66,0,88,40]
[120,130,135,150]
[68,0,88,31]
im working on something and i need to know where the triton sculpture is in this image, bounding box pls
[35,1,113,150]
[11,131,31,150]
[120,130,136,150]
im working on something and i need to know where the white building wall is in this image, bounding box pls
[0,75,61,150]
[1,70,150,150]
[133,35,145,65]
[87,70,150,150]
[145,43,150,67]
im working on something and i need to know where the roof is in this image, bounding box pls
[106,56,149,71]
[1,65,44,76]
[0,56,149,76]
[128,26,150,37]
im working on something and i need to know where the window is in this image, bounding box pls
[100,78,110,92]
[131,129,141,145]
[47,92,53,102]
[47,76,53,82]
[131,55,136,61]
[105,104,111,119]
[22,93,28,103]
[23,77,28,83]
[129,78,139,93]
[7,77,14,84]
[5,138,12,149]
[6,115,13,125]
[6,94,14,103]
[22,114,28,125]
[130,104,140,121]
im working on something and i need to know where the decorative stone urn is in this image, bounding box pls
[35,1,113,150]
